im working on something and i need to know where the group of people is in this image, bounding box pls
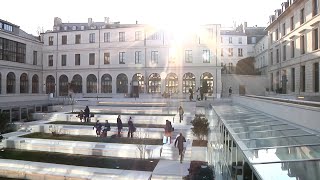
[117,115,136,138]
[77,106,91,122]
[93,120,111,137]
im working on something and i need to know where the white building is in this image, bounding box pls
[266,0,320,96]
[41,17,222,98]
[254,35,269,75]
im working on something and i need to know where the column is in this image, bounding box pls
[1,74,6,94]
[82,78,87,94]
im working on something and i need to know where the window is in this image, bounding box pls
[61,55,66,66]
[314,62,319,92]
[0,37,26,63]
[72,26,76,30]
[75,34,81,44]
[300,8,305,24]
[270,51,273,65]
[185,50,192,63]
[221,48,224,56]
[301,35,305,54]
[151,32,161,40]
[282,23,286,36]
[104,52,110,64]
[229,37,232,44]
[89,53,95,65]
[313,0,319,16]
[119,32,125,42]
[275,29,279,40]
[276,49,280,63]
[33,51,37,65]
[134,51,142,64]
[313,28,319,50]
[291,40,295,58]
[75,54,80,65]
[49,36,54,46]
[290,16,294,31]
[81,26,85,30]
[62,35,67,45]
[64,26,68,31]
[3,24,13,32]
[89,33,95,43]
[135,31,142,41]
[291,68,295,92]
[238,48,243,57]
[203,50,210,63]
[151,51,158,64]
[270,33,273,43]
[228,48,233,57]
[238,37,242,44]
[300,65,306,92]
[283,45,286,61]
[48,55,53,66]
[119,52,125,64]
[252,37,257,43]
[104,32,110,42]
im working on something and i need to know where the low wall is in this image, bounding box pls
[233,96,320,132]
[0,94,49,103]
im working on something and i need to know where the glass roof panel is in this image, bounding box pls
[244,145,320,163]
[229,120,284,128]
[232,124,294,133]
[253,161,320,180]
[236,129,310,140]
[242,135,320,149]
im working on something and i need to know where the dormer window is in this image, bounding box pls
[72,26,76,30]
[81,26,85,30]
[64,26,68,31]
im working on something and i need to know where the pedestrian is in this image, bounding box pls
[117,115,123,137]
[164,120,173,144]
[84,106,90,122]
[229,87,232,97]
[127,117,135,138]
[196,87,200,101]
[93,120,102,137]
[189,88,193,101]
[78,110,84,122]
[174,133,186,163]
[101,120,111,138]
[178,106,184,123]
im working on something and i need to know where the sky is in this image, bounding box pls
[1,0,282,35]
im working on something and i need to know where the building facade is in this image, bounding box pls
[254,36,269,75]
[266,0,320,96]
[41,17,222,98]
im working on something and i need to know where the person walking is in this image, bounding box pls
[93,120,102,137]
[101,120,111,138]
[178,106,184,123]
[229,87,232,97]
[117,115,123,137]
[78,110,84,122]
[164,120,173,144]
[188,88,193,101]
[127,117,135,138]
[84,106,90,122]
[175,133,186,163]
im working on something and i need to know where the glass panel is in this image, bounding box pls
[229,120,285,128]
[233,124,294,133]
[237,129,310,140]
[242,135,320,149]
[253,161,320,180]
[244,145,320,163]
[226,118,276,124]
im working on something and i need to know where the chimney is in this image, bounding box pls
[54,17,62,26]
[104,17,110,24]
[136,20,138,24]
[243,22,247,32]
[88,18,93,26]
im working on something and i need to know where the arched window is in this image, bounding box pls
[6,72,16,94]
[59,75,68,96]
[132,73,144,93]
[101,74,112,93]
[200,72,214,95]
[71,74,82,93]
[32,74,39,93]
[116,73,128,93]
[165,73,178,93]
[87,74,97,93]
[46,75,55,94]
[182,73,195,93]
[20,73,28,93]
[148,73,161,93]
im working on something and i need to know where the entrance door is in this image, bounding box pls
[282,75,287,94]
[239,85,246,95]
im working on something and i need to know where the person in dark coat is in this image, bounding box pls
[117,115,123,137]
[178,106,184,123]
[229,87,232,97]
[175,133,186,163]
[101,120,111,138]
[164,120,173,144]
[84,106,90,122]
[127,117,135,138]
[189,88,193,101]
[93,120,102,137]
[78,110,84,122]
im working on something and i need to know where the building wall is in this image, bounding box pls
[254,36,269,75]
[221,74,268,97]
[267,0,320,96]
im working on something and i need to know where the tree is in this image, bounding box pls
[236,57,257,75]
[0,112,10,133]
[191,114,209,140]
